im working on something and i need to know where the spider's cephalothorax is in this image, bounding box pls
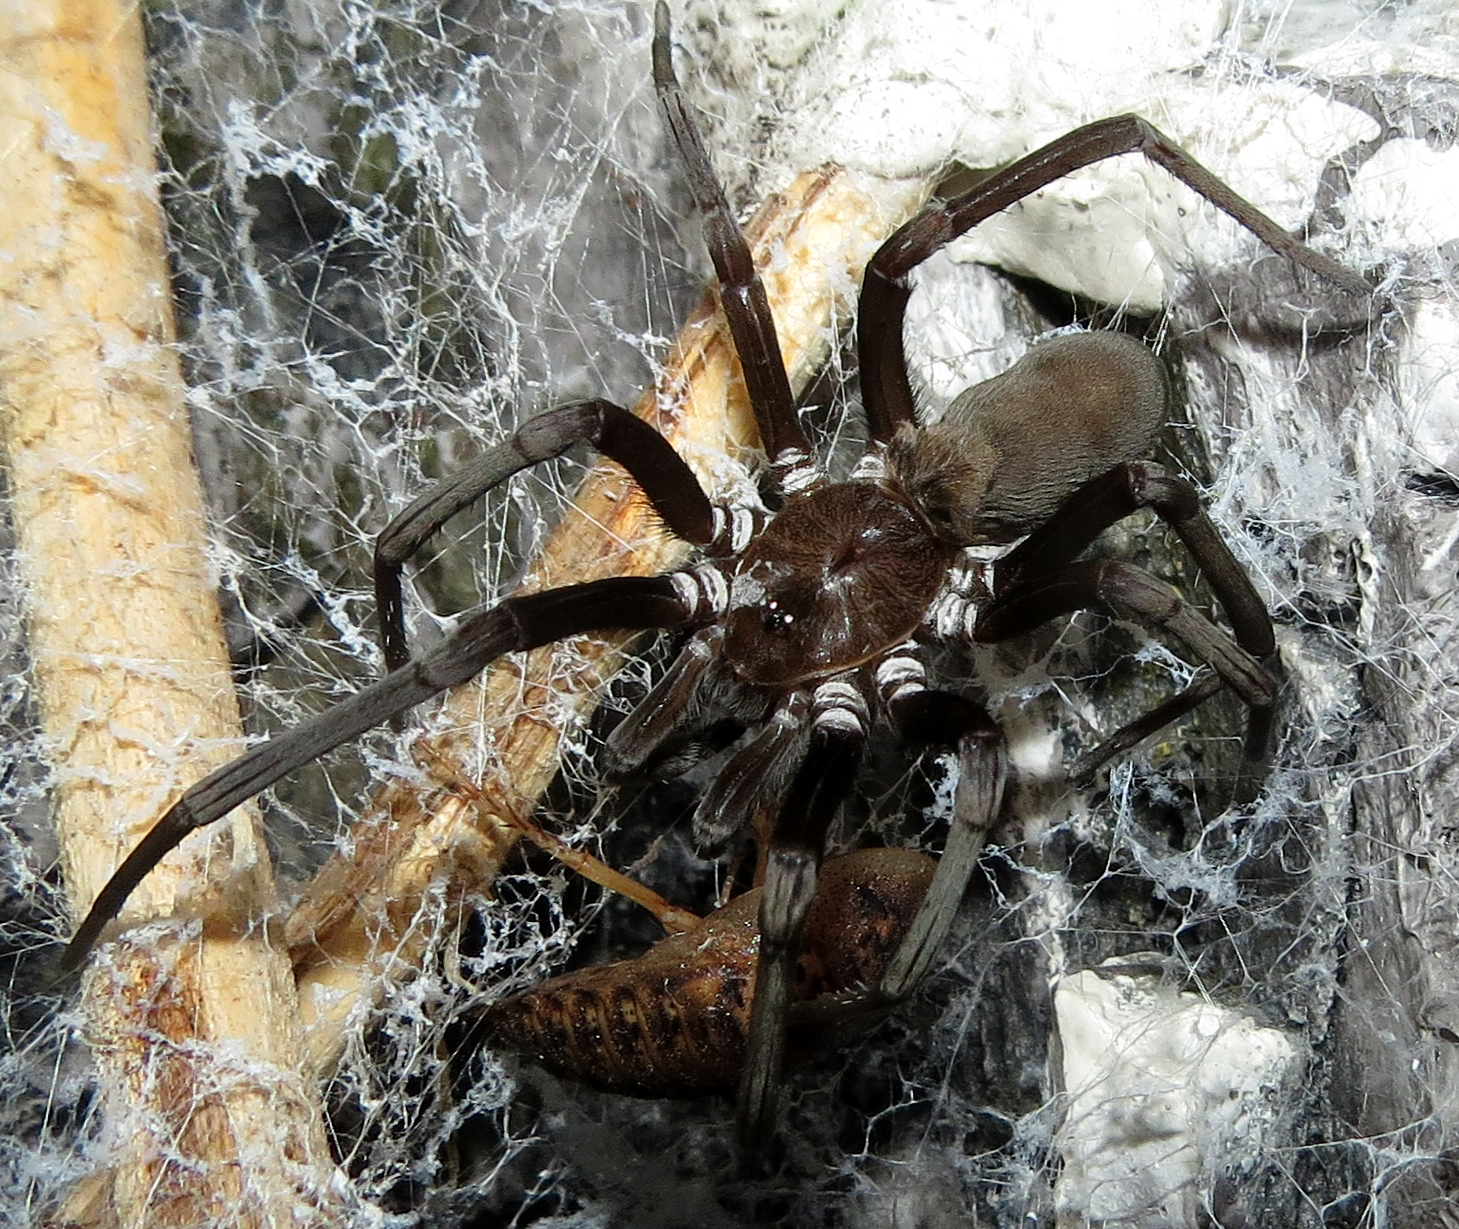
[714,329,1172,687]
[64,0,1371,1151]
[722,482,952,685]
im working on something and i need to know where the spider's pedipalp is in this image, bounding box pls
[691,688,807,854]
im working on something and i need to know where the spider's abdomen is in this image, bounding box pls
[888,331,1171,545]
[723,483,951,686]
[480,849,934,1097]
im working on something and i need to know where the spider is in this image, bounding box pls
[64,1,1370,1150]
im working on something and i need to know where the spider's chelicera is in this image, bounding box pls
[65,1,1370,1150]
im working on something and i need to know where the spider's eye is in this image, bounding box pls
[762,599,795,632]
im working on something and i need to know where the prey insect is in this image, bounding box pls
[65,0,1370,1151]
[430,751,938,1099]
[479,848,939,1098]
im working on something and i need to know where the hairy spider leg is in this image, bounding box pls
[979,560,1277,792]
[876,660,1006,1001]
[374,398,717,674]
[651,0,816,488]
[986,459,1281,792]
[736,677,868,1149]
[858,115,1373,442]
[62,574,705,970]
[993,463,1274,649]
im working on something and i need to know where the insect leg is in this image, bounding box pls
[423,744,701,936]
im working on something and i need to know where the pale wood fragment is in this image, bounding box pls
[0,2,341,1225]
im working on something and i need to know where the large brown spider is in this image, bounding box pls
[64,1,1369,1149]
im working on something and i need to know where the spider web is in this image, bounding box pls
[3,1,1458,1226]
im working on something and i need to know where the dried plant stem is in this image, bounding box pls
[0,3,340,1225]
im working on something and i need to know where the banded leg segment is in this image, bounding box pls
[737,677,867,1151]
[63,574,700,970]
[782,656,1005,1033]
[878,656,1006,1002]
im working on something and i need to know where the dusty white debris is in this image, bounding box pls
[1055,969,1299,1227]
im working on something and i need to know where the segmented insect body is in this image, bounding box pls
[479,849,935,1096]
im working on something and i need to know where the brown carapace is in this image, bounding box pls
[477,849,934,1097]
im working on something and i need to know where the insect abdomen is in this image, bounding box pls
[486,943,756,1096]
[480,848,935,1097]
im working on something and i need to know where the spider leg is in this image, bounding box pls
[601,625,724,775]
[62,574,700,970]
[990,460,1279,790]
[995,461,1273,658]
[859,114,1373,441]
[652,1,813,484]
[878,666,1006,1002]
[779,663,1005,1030]
[737,677,867,1151]
[375,398,716,672]
[976,559,1278,797]
[1067,668,1227,780]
